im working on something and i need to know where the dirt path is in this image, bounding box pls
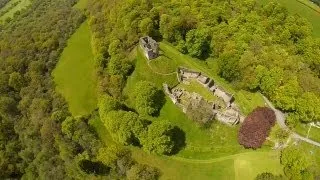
[263,96,320,147]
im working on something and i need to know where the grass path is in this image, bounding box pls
[132,147,282,180]
[171,151,276,164]
[53,20,97,116]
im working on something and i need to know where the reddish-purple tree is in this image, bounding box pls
[238,107,276,149]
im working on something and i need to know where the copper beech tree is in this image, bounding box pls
[238,107,276,149]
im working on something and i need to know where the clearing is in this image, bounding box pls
[53,20,97,116]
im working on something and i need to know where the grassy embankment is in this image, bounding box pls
[53,0,97,116]
[0,0,30,22]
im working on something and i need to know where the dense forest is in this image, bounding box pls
[0,0,320,179]
[0,0,103,178]
[0,0,10,9]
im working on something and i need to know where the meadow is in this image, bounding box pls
[52,20,97,116]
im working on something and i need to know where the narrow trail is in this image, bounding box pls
[263,96,320,147]
[170,151,277,164]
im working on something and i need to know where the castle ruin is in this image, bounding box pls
[163,67,244,126]
[140,36,159,60]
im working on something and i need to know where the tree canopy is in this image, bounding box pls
[238,107,276,149]
[130,81,165,116]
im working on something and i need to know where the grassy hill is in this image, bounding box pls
[116,44,282,179]
[259,0,320,37]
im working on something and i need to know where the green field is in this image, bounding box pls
[259,0,320,37]
[53,20,97,116]
[0,0,30,22]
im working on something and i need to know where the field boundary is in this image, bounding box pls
[296,0,320,14]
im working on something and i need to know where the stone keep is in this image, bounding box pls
[140,36,159,60]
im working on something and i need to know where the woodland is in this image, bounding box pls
[0,0,320,179]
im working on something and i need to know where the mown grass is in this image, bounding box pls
[177,79,218,102]
[235,90,266,115]
[124,48,178,92]
[295,123,320,142]
[148,55,178,74]
[234,151,283,180]
[53,21,97,116]
[0,0,30,22]
[258,0,320,37]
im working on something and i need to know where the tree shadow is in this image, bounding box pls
[152,90,167,117]
[170,126,186,155]
[79,160,110,175]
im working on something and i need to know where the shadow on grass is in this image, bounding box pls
[152,90,167,117]
[170,126,186,155]
[79,159,111,175]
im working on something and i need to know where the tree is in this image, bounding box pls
[255,172,284,180]
[269,125,289,145]
[97,145,134,176]
[185,27,211,58]
[260,67,284,98]
[98,94,122,119]
[281,146,312,180]
[273,76,300,111]
[8,72,25,91]
[218,52,241,82]
[108,39,123,57]
[61,116,101,156]
[97,145,129,167]
[107,54,133,76]
[0,71,9,94]
[140,120,175,155]
[139,17,154,36]
[103,110,143,145]
[295,92,320,122]
[126,164,159,180]
[0,96,17,118]
[238,107,276,149]
[130,81,165,116]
